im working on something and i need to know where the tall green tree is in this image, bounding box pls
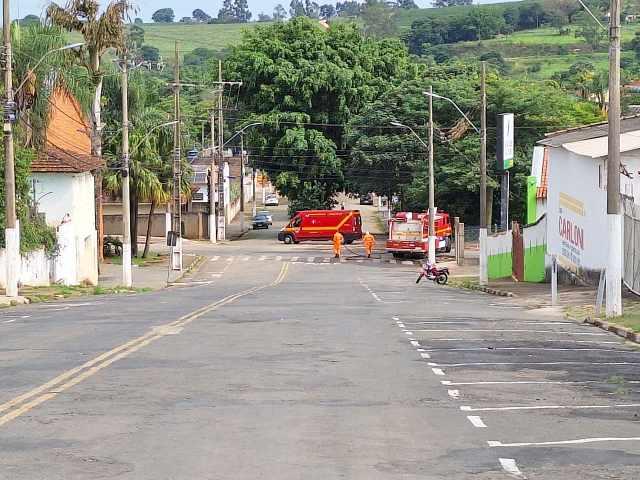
[227,17,418,213]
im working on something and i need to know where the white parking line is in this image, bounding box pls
[448,389,460,399]
[410,341,420,347]
[461,403,640,412]
[499,458,524,477]
[489,437,640,447]
[420,353,431,359]
[432,368,446,376]
[412,329,607,336]
[442,380,640,386]
[404,331,413,335]
[467,416,487,428]
[422,347,635,353]
[420,338,621,344]
[429,361,640,367]
[225,257,234,262]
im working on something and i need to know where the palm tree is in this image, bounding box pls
[11,23,91,148]
[46,0,134,259]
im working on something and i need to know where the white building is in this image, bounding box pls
[538,117,640,280]
[30,89,102,285]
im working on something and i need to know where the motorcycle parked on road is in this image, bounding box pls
[416,262,449,285]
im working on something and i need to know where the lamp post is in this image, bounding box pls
[422,88,484,282]
[2,32,84,298]
[390,120,437,264]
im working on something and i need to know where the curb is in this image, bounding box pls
[451,283,514,297]
[584,317,640,344]
[170,255,207,285]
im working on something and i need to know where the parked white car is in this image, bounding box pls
[265,195,279,206]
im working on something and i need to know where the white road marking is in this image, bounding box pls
[489,437,640,448]
[275,256,282,261]
[499,458,524,477]
[398,323,405,328]
[442,380,640,386]
[392,316,400,321]
[419,338,620,344]
[259,256,267,261]
[2,319,17,324]
[389,259,397,264]
[210,256,220,262]
[462,403,640,412]
[357,259,364,263]
[411,329,607,336]
[467,416,487,428]
[402,261,413,265]
[291,257,299,262]
[307,256,315,263]
[432,368,445,376]
[448,389,460,399]
[429,361,640,367]
[323,258,331,263]
[241,256,250,261]
[421,347,635,353]
[410,341,420,347]
[417,348,426,352]
[404,331,413,335]
[226,257,234,262]
[402,320,575,326]
[210,273,222,278]
[420,353,431,359]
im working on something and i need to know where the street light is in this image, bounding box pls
[391,118,436,264]
[422,91,479,134]
[121,119,178,287]
[222,122,263,233]
[14,43,85,95]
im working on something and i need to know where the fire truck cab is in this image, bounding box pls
[386,211,452,258]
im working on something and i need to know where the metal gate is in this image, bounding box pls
[512,222,524,281]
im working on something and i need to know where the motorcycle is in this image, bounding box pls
[416,262,449,285]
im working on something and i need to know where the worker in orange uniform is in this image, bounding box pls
[363,231,375,258]
[332,231,344,259]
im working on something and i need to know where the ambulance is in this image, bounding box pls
[278,210,363,245]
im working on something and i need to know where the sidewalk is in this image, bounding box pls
[100,252,198,289]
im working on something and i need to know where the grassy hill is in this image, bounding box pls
[135,22,262,60]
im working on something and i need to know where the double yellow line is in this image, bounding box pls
[0,262,289,428]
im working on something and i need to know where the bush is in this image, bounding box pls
[21,218,57,255]
[527,63,542,73]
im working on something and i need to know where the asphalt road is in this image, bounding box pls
[0,214,639,479]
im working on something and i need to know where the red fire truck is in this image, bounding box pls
[278,210,363,245]
[386,211,452,258]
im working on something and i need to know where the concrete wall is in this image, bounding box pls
[487,230,512,280]
[523,215,547,283]
[0,248,52,287]
[31,172,98,285]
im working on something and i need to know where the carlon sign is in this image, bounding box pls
[557,192,585,271]
[496,113,514,170]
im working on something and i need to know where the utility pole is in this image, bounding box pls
[607,0,623,317]
[217,60,225,241]
[171,41,182,270]
[209,110,217,244]
[479,61,488,286]
[120,49,132,287]
[427,85,436,265]
[3,0,18,297]
[252,167,257,217]
[240,131,246,233]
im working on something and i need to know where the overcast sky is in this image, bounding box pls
[13,0,514,22]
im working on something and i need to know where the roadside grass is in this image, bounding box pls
[107,251,165,267]
[448,276,479,290]
[565,300,640,333]
[20,284,151,303]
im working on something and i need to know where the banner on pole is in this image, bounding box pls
[497,113,514,170]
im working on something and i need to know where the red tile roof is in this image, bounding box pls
[31,145,104,173]
[30,88,103,173]
[536,147,548,199]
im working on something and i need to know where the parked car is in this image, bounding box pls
[359,193,374,205]
[258,210,273,225]
[252,214,270,230]
[265,194,279,206]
